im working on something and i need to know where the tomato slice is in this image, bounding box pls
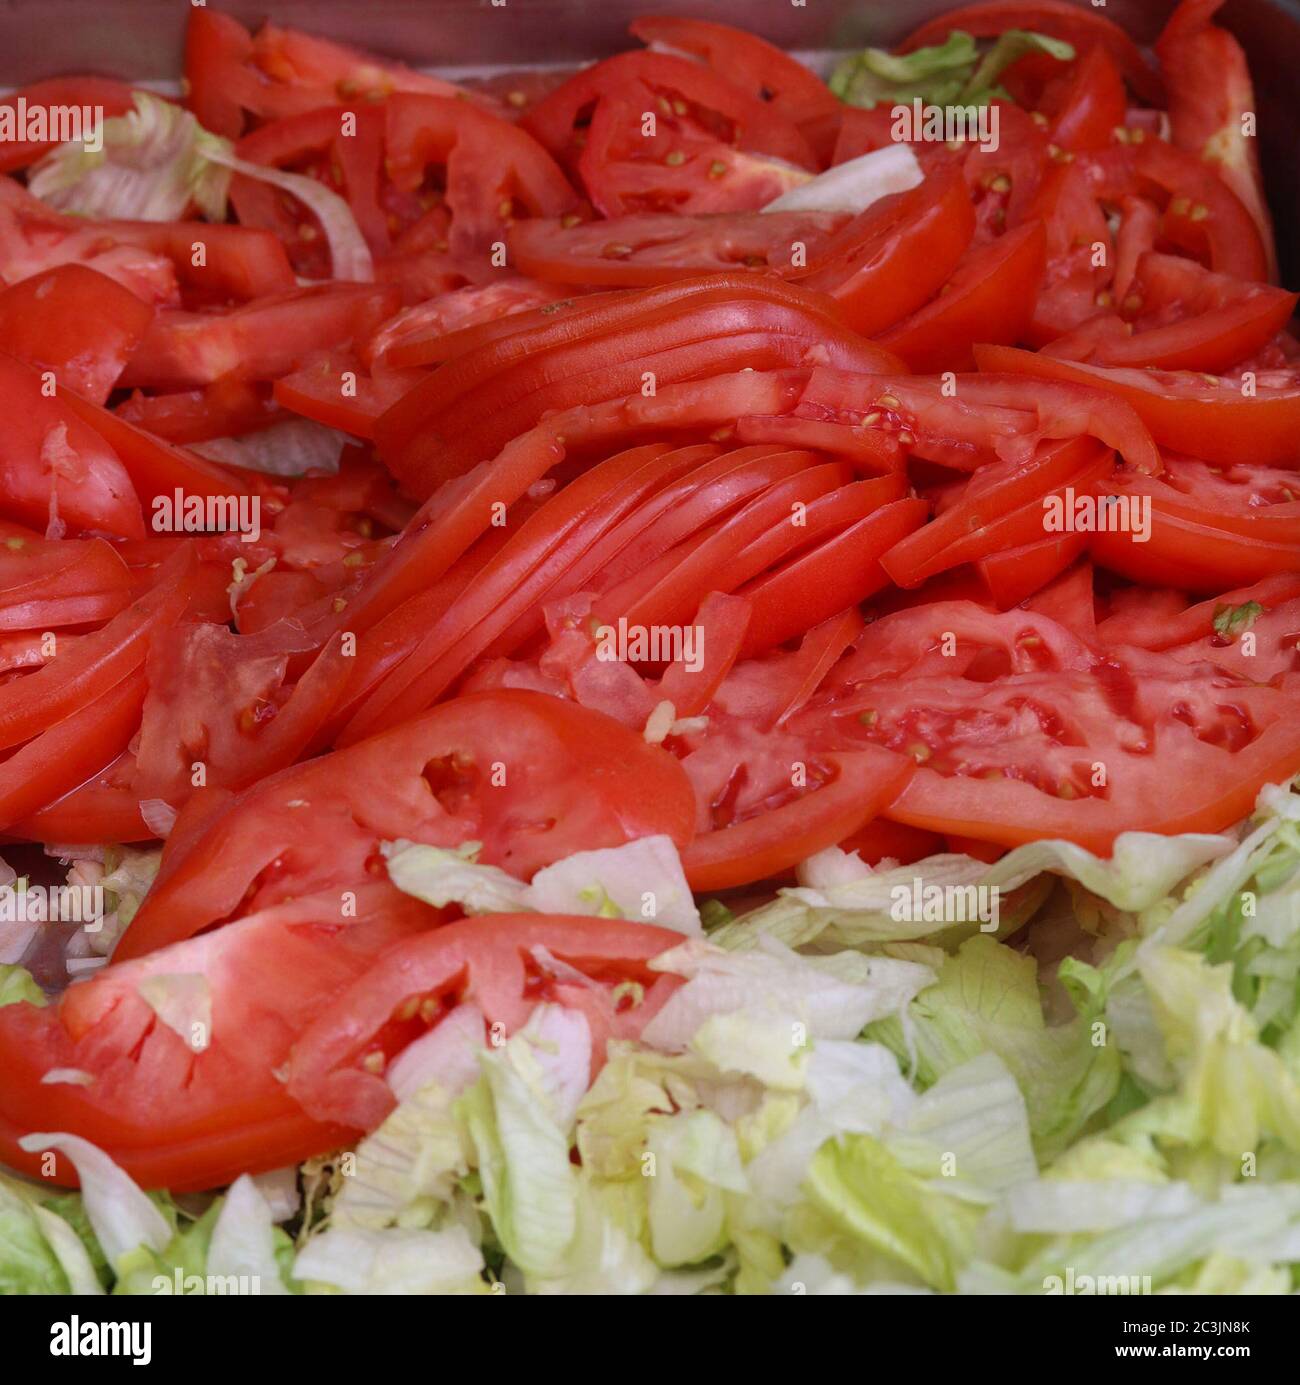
[384,93,579,259]
[116,689,697,959]
[0,884,439,1190]
[738,497,929,655]
[0,353,147,539]
[366,278,573,367]
[882,436,1114,588]
[975,343,1300,466]
[1042,252,1297,372]
[507,210,848,288]
[0,264,153,407]
[628,16,842,154]
[1156,0,1276,280]
[879,220,1047,372]
[0,78,139,172]
[0,550,199,753]
[116,377,278,445]
[230,105,391,272]
[795,169,976,336]
[977,532,1089,607]
[680,747,913,891]
[122,283,401,390]
[287,914,687,1132]
[796,600,1300,852]
[1047,45,1127,153]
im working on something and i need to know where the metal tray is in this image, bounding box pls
[2,0,1298,274]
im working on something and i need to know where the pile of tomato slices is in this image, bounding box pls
[0,0,1298,1191]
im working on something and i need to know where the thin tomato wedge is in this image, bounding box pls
[287,914,688,1131]
[0,884,439,1190]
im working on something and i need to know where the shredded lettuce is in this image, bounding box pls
[830,28,1075,110]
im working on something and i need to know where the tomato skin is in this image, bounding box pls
[0,884,439,1190]
[681,747,913,891]
[879,220,1047,372]
[116,689,698,960]
[975,343,1300,466]
[797,169,977,336]
[287,914,688,1132]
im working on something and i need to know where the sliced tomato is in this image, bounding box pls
[977,532,1089,607]
[523,50,816,217]
[681,746,913,891]
[0,536,134,631]
[365,278,572,367]
[116,689,697,959]
[183,7,256,138]
[230,105,391,272]
[795,169,976,335]
[384,93,579,260]
[878,220,1047,372]
[628,15,841,155]
[287,914,687,1132]
[0,78,139,172]
[974,343,1300,466]
[0,353,144,539]
[1047,45,1127,153]
[116,378,278,445]
[272,349,422,442]
[1156,0,1276,280]
[122,283,401,390]
[507,210,848,288]
[739,497,929,655]
[376,275,902,498]
[1042,252,1297,372]
[0,265,154,405]
[797,600,1300,851]
[0,884,439,1190]
[0,550,200,753]
[131,620,349,807]
[882,436,1114,588]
